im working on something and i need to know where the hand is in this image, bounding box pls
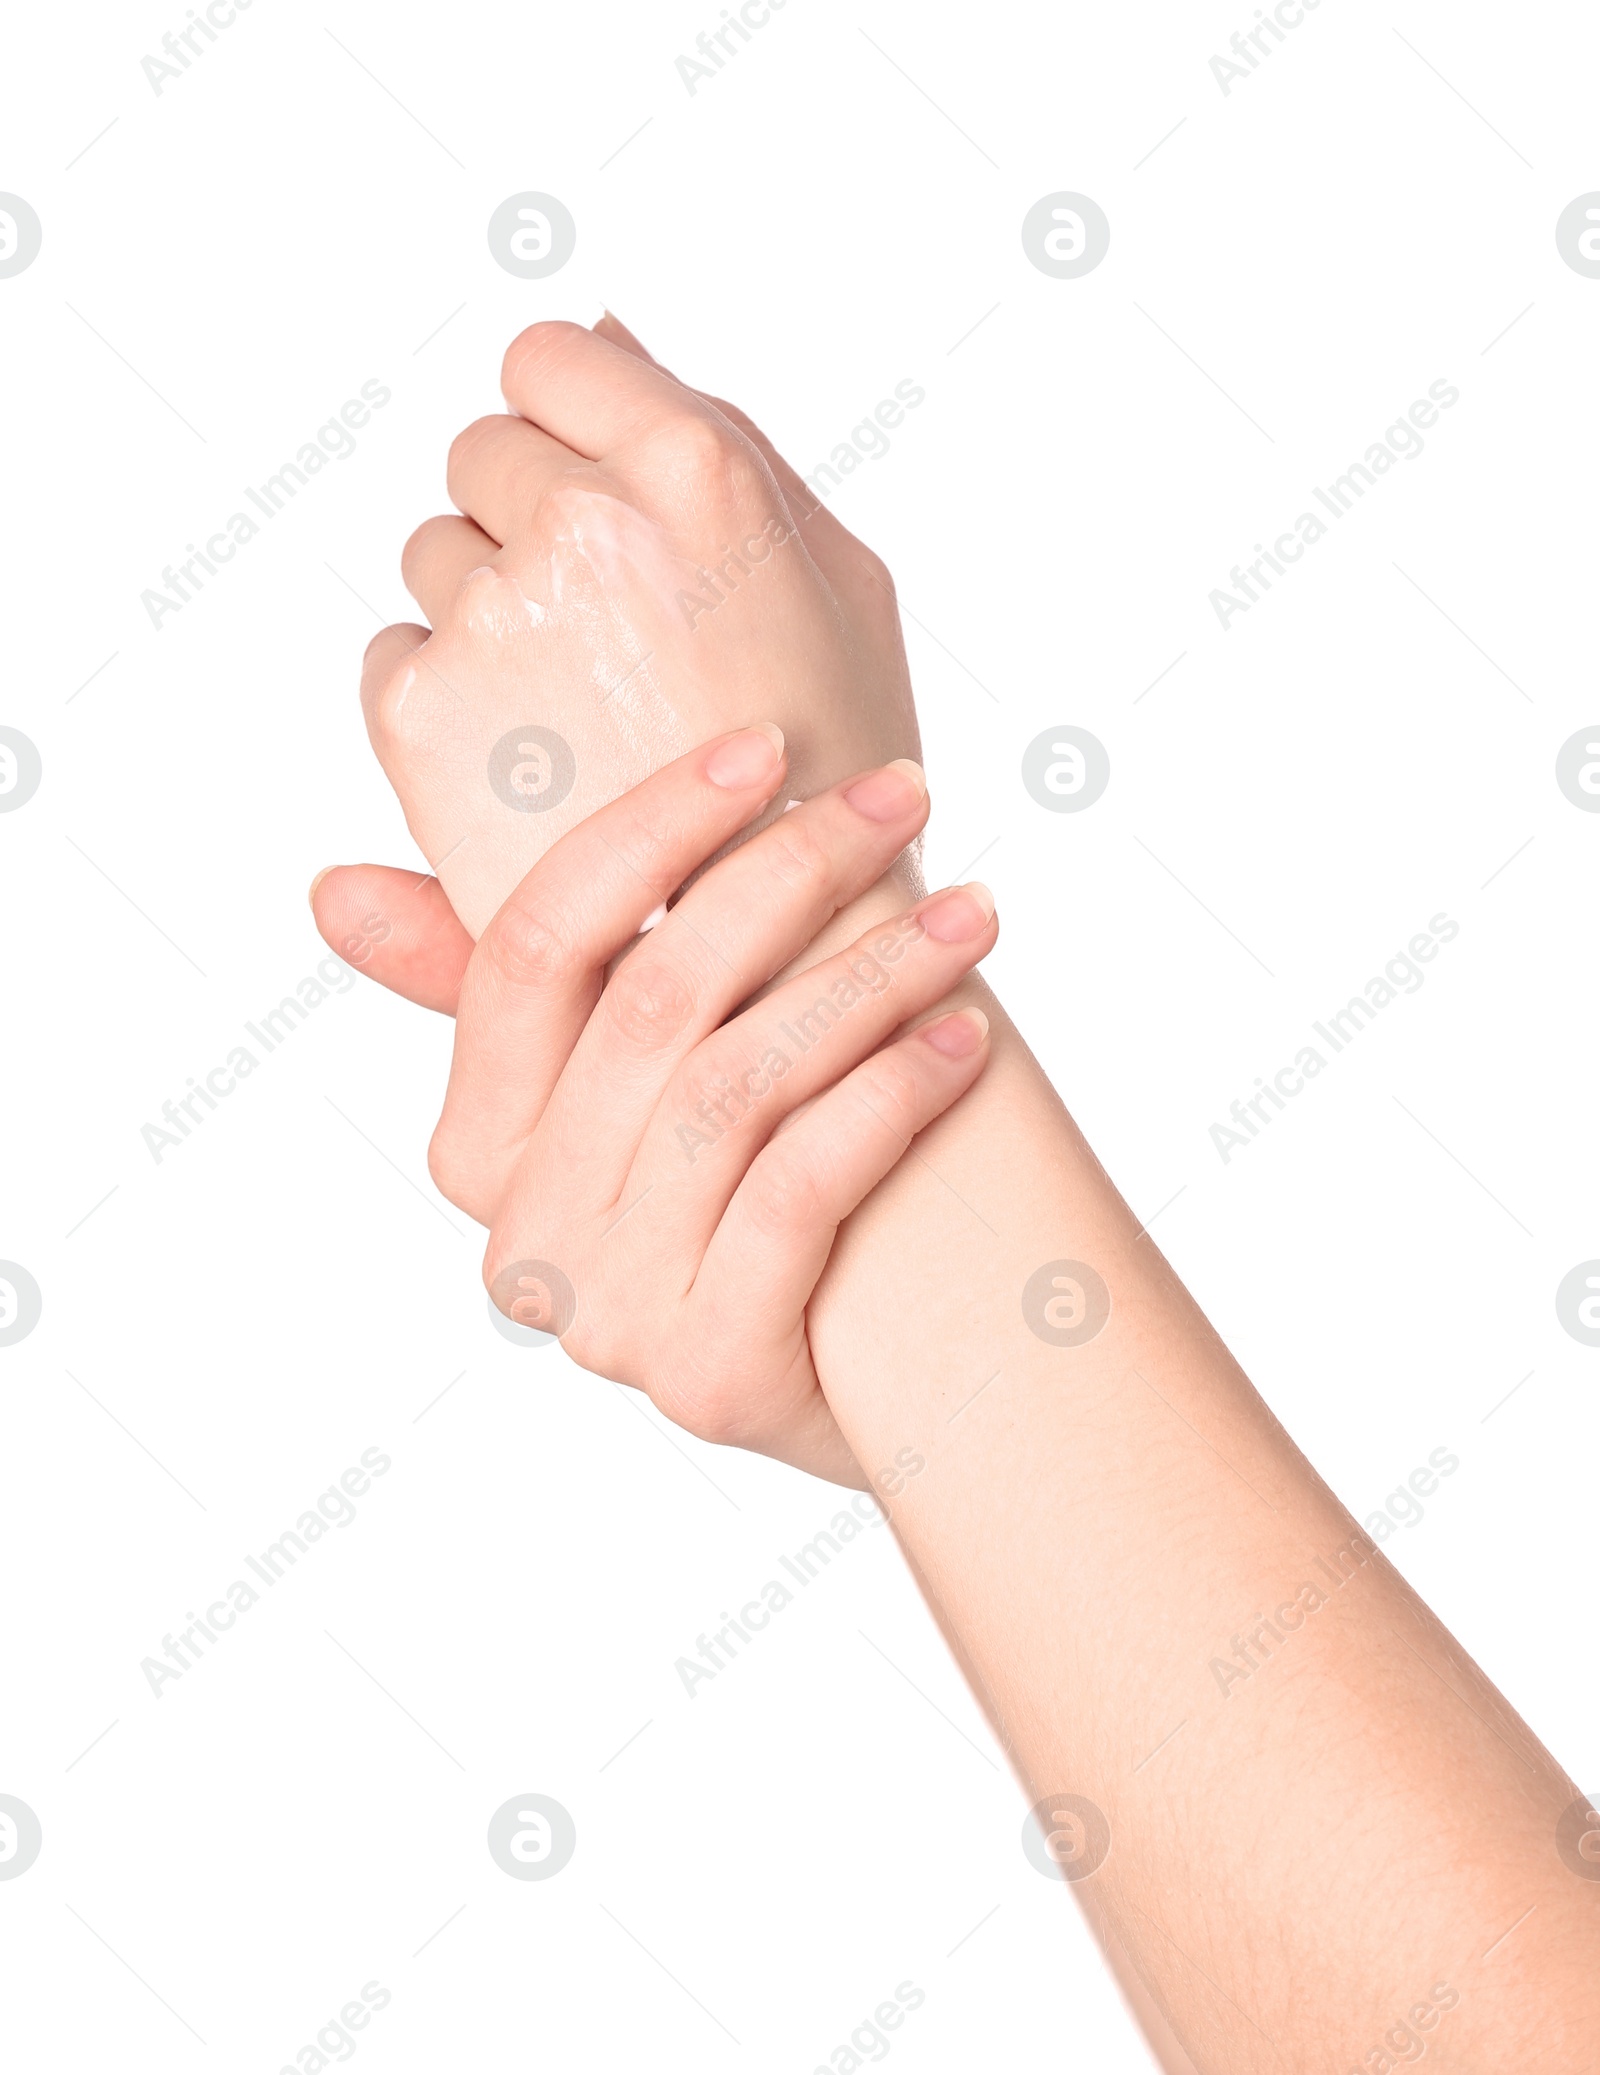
[354,314,920,939]
[418,725,996,1487]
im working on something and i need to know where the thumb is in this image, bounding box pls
[309,863,473,1015]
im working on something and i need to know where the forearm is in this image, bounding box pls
[795,895,1598,2069]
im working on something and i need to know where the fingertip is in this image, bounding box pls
[919,1007,990,1060]
[705,723,786,790]
[308,866,334,912]
[842,759,927,823]
[918,882,998,945]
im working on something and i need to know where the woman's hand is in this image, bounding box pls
[357,314,921,939]
[422,725,996,1486]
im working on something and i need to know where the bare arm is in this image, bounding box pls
[810,934,1598,2070]
[315,318,1600,2070]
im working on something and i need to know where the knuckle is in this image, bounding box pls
[482,894,577,993]
[761,817,831,895]
[674,1043,759,1130]
[857,1056,922,1128]
[501,320,587,395]
[701,393,761,443]
[398,517,433,577]
[427,1124,500,1228]
[559,1312,608,1377]
[528,473,612,543]
[679,1388,744,1450]
[445,414,506,492]
[604,800,682,892]
[854,544,897,608]
[742,1150,826,1239]
[656,409,733,475]
[426,1121,472,1209]
[568,1313,642,1391]
[671,1061,716,1131]
[399,515,460,594]
[361,623,421,691]
[604,956,698,1051]
[362,623,406,672]
[363,652,430,752]
[644,410,763,504]
[485,1237,599,1353]
[654,1356,744,1448]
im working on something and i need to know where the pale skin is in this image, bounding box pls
[418,728,996,1489]
[312,319,1600,2072]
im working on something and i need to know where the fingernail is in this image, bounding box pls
[842,758,926,822]
[918,882,996,943]
[706,723,785,788]
[308,867,333,910]
[921,1007,990,1058]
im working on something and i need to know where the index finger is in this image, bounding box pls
[501,321,721,460]
[429,724,789,1197]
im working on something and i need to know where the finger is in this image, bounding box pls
[590,312,844,544]
[356,623,486,843]
[446,411,591,545]
[701,1007,992,1325]
[400,513,500,626]
[535,759,933,1192]
[309,864,472,1016]
[427,726,789,1214]
[500,320,726,460]
[357,621,432,740]
[621,880,998,1252]
[696,390,840,534]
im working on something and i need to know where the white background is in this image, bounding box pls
[2,0,1598,2067]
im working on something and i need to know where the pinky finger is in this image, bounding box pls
[699,1007,991,1326]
